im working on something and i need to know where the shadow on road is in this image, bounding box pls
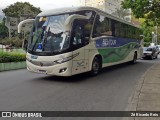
[32,61,144,83]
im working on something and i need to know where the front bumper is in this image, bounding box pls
[142,54,152,58]
[26,60,72,76]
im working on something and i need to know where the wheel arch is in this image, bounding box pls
[89,54,103,71]
[135,51,137,57]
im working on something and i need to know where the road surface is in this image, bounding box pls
[0,57,160,120]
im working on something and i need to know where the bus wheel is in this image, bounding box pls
[90,56,102,76]
[130,52,137,64]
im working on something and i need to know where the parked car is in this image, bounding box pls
[142,46,158,59]
[156,45,160,54]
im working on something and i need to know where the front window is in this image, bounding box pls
[143,47,147,52]
[146,48,153,51]
[93,14,112,38]
[28,10,95,55]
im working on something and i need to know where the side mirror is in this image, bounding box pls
[18,19,35,33]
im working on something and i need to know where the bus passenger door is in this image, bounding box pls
[71,19,90,75]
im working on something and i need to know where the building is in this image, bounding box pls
[84,0,122,13]
[5,15,34,38]
[5,15,34,48]
[81,0,131,22]
[85,0,105,10]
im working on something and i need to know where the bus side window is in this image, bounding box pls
[73,26,83,45]
[71,19,92,49]
[111,20,115,36]
[92,14,112,38]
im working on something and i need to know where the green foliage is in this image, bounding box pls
[112,7,129,19]
[0,52,26,63]
[122,0,160,44]
[0,21,8,38]
[122,0,160,24]
[2,2,41,17]
[144,42,150,47]
[0,15,4,22]
[141,22,154,44]
[122,0,150,18]
[0,37,23,47]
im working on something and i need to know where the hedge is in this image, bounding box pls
[0,37,23,47]
[0,52,26,63]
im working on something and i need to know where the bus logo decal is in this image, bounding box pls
[96,37,140,48]
[54,53,79,64]
[77,61,85,67]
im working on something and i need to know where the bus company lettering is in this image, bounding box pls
[102,39,116,47]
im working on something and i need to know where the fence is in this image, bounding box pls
[0,45,26,53]
[0,45,26,71]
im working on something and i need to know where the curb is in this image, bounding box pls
[0,61,26,72]
[123,63,157,120]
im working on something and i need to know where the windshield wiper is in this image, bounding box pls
[31,33,42,52]
[42,27,51,51]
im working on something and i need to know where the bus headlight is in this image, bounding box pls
[54,53,79,64]
[55,56,73,64]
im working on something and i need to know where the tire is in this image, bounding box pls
[155,55,158,59]
[130,52,137,64]
[151,55,154,60]
[90,57,102,76]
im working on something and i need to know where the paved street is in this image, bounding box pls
[125,57,160,120]
[0,56,160,120]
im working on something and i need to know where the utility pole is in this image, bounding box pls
[152,32,155,43]
[155,18,158,45]
[155,26,158,45]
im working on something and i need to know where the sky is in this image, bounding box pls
[0,0,84,14]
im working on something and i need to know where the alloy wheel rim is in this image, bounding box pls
[93,61,99,74]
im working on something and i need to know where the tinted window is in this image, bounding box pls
[92,14,112,37]
[146,48,153,51]
[92,14,141,40]
[113,22,127,38]
[70,19,92,50]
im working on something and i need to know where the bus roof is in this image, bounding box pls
[38,6,139,28]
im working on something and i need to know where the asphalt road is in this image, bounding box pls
[0,56,160,120]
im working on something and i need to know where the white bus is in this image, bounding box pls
[18,7,143,76]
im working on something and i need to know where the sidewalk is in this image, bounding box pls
[125,63,160,120]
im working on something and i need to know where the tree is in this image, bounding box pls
[122,0,160,44]
[2,2,41,46]
[141,22,154,45]
[112,7,130,20]
[121,0,160,24]
[0,18,8,38]
[2,2,41,17]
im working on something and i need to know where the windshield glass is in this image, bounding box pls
[146,48,153,51]
[143,47,147,51]
[28,10,95,55]
[157,45,160,48]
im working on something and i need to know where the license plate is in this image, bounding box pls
[31,55,38,59]
[37,70,47,74]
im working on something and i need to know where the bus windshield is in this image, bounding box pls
[28,10,95,55]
